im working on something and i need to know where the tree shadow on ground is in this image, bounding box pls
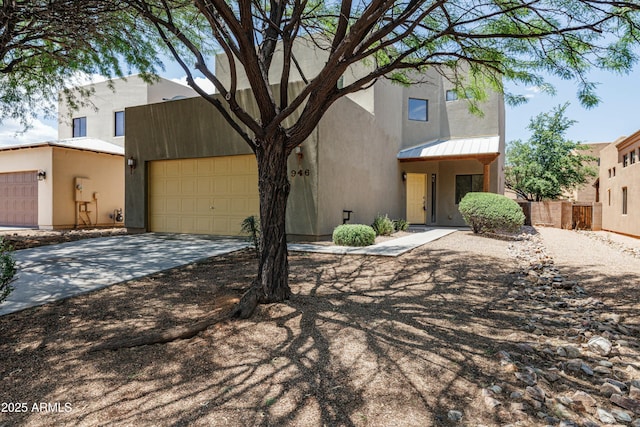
[1,234,637,426]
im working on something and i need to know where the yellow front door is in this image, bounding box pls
[406,173,426,224]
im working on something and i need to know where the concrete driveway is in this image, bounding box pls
[0,233,249,316]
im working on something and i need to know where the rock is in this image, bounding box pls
[601,382,623,398]
[566,359,584,372]
[581,363,594,376]
[483,395,502,409]
[600,360,614,368]
[597,408,617,424]
[510,391,524,399]
[588,336,613,356]
[447,410,463,422]
[496,350,512,362]
[606,378,628,392]
[516,369,537,386]
[611,394,640,415]
[553,402,574,419]
[489,385,503,395]
[544,369,562,382]
[510,402,525,412]
[594,366,613,375]
[562,346,582,358]
[632,380,640,389]
[611,408,633,422]
[572,390,597,413]
[526,385,546,401]
[631,419,640,427]
[631,386,640,400]
[559,420,579,427]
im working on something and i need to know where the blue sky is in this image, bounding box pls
[1,62,639,147]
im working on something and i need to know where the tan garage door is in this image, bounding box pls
[0,171,38,227]
[148,156,259,235]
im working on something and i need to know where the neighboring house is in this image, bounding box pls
[599,131,640,237]
[0,76,196,229]
[58,75,197,147]
[567,142,609,203]
[124,40,505,238]
[0,139,124,229]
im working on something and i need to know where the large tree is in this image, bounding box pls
[0,0,161,128]
[505,103,598,201]
[120,0,640,318]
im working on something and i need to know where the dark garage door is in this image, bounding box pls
[0,171,38,227]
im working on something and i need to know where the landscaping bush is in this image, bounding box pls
[332,224,376,246]
[393,218,409,232]
[371,214,394,236]
[240,215,261,258]
[458,192,525,234]
[0,238,17,303]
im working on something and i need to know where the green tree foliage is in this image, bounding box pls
[505,104,598,201]
[0,238,17,303]
[0,1,162,129]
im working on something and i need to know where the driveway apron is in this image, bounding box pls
[0,233,248,316]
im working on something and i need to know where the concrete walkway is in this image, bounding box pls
[0,234,248,316]
[288,227,458,256]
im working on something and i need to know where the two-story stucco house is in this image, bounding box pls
[124,41,505,238]
[599,131,640,237]
[0,76,196,229]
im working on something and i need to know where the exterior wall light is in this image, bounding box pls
[37,170,47,181]
[127,156,137,175]
[402,172,407,182]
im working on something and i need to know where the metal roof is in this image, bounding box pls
[398,136,500,160]
[0,137,124,156]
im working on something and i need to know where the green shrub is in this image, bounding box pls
[371,214,394,236]
[458,192,525,234]
[332,224,376,246]
[240,215,261,258]
[1,238,17,303]
[393,218,409,232]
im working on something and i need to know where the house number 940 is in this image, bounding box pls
[291,169,310,177]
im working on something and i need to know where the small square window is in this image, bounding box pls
[455,174,483,204]
[114,111,125,137]
[446,90,458,101]
[72,117,87,138]
[408,98,428,121]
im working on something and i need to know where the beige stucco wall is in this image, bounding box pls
[124,85,319,236]
[58,76,197,147]
[600,134,640,237]
[0,146,54,227]
[316,97,402,234]
[51,147,125,228]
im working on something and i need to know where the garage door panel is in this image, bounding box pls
[0,171,38,227]
[149,156,258,235]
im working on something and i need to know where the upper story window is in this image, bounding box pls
[114,111,125,137]
[623,153,629,167]
[72,117,87,138]
[446,90,458,101]
[631,150,637,165]
[408,98,428,121]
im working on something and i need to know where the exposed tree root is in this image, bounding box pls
[88,296,238,352]
[231,286,260,319]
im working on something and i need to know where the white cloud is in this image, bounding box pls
[0,117,58,147]
[523,86,544,99]
[171,76,217,94]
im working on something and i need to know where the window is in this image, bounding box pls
[613,167,616,177]
[622,187,628,215]
[455,174,483,204]
[608,189,611,206]
[408,98,428,121]
[446,90,458,101]
[72,117,87,138]
[631,150,636,165]
[608,169,612,178]
[623,154,629,167]
[114,111,125,137]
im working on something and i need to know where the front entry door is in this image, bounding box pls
[406,173,426,224]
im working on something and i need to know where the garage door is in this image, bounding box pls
[148,156,259,235]
[0,171,38,227]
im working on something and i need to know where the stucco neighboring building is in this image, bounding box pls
[58,75,197,147]
[124,42,505,238]
[567,142,609,203]
[0,139,124,229]
[600,131,640,237]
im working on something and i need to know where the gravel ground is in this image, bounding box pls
[0,227,638,426]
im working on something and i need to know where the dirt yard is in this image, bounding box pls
[0,228,638,426]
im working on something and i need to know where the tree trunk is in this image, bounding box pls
[234,132,292,319]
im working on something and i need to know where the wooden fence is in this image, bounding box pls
[516,201,602,231]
